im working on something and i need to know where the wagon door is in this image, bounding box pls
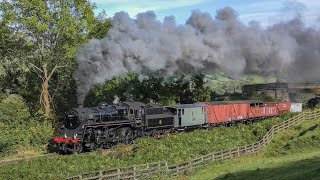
[191,107,202,125]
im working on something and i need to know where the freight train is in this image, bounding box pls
[53,100,291,154]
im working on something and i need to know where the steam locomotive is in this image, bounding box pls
[54,102,174,153]
[53,100,291,154]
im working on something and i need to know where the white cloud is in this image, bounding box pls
[237,0,320,26]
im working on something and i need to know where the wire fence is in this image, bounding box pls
[67,109,320,180]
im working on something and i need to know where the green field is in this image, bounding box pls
[0,114,294,179]
[188,118,320,180]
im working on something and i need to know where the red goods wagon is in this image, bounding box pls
[264,102,291,114]
[195,100,282,126]
[248,100,265,118]
[248,101,278,118]
[202,101,250,124]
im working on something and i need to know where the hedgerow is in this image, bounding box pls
[0,94,53,157]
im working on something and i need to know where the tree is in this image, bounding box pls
[191,74,212,102]
[84,73,214,107]
[0,94,53,156]
[0,0,96,120]
[88,10,112,39]
[0,10,29,95]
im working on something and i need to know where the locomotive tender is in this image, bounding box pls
[53,100,291,153]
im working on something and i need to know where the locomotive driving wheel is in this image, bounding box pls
[121,127,133,144]
[75,144,83,153]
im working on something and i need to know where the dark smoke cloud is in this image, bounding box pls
[74,7,320,104]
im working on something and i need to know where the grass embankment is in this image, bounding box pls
[0,113,294,179]
[189,118,320,180]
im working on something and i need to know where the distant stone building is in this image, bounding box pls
[242,82,320,102]
[242,83,289,101]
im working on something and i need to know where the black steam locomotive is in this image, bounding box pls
[53,102,174,153]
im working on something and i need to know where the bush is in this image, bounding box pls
[0,94,53,156]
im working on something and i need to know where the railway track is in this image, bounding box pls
[0,153,57,165]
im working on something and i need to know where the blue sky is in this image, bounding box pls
[92,0,320,26]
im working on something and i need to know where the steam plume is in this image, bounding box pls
[74,7,320,104]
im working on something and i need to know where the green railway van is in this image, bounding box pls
[167,104,208,130]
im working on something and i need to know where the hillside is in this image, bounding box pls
[205,73,278,95]
[0,114,294,179]
[188,118,320,180]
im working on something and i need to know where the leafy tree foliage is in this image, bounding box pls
[0,0,97,120]
[88,10,113,39]
[0,94,53,156]
[84,73,213,107]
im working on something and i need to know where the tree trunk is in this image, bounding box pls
[42,63,51,120]
[42,78,51,119]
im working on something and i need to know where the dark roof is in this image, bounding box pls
[167,104,207,109]
[208,101,246,105]
[208,100,263,105]
[242,83,288,90]
[246,100,263,104]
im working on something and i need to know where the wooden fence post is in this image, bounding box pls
[271,126,275,135]
[147,163,150,178]
[133,165,136,179]
[117,168,120,179]
[98,171,102,180]
[165,161,168,176]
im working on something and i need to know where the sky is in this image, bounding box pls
[92,0,320,27]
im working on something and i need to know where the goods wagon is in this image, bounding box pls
[166,104,208,130]
[264,102,291,114]
[248,100,278,119]
[204,101,249,125]
[196,100,279,126]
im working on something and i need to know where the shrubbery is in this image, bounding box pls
[127,116,288,164]
[0,94,53,157]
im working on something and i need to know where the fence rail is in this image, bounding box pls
[67,109,320,180]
